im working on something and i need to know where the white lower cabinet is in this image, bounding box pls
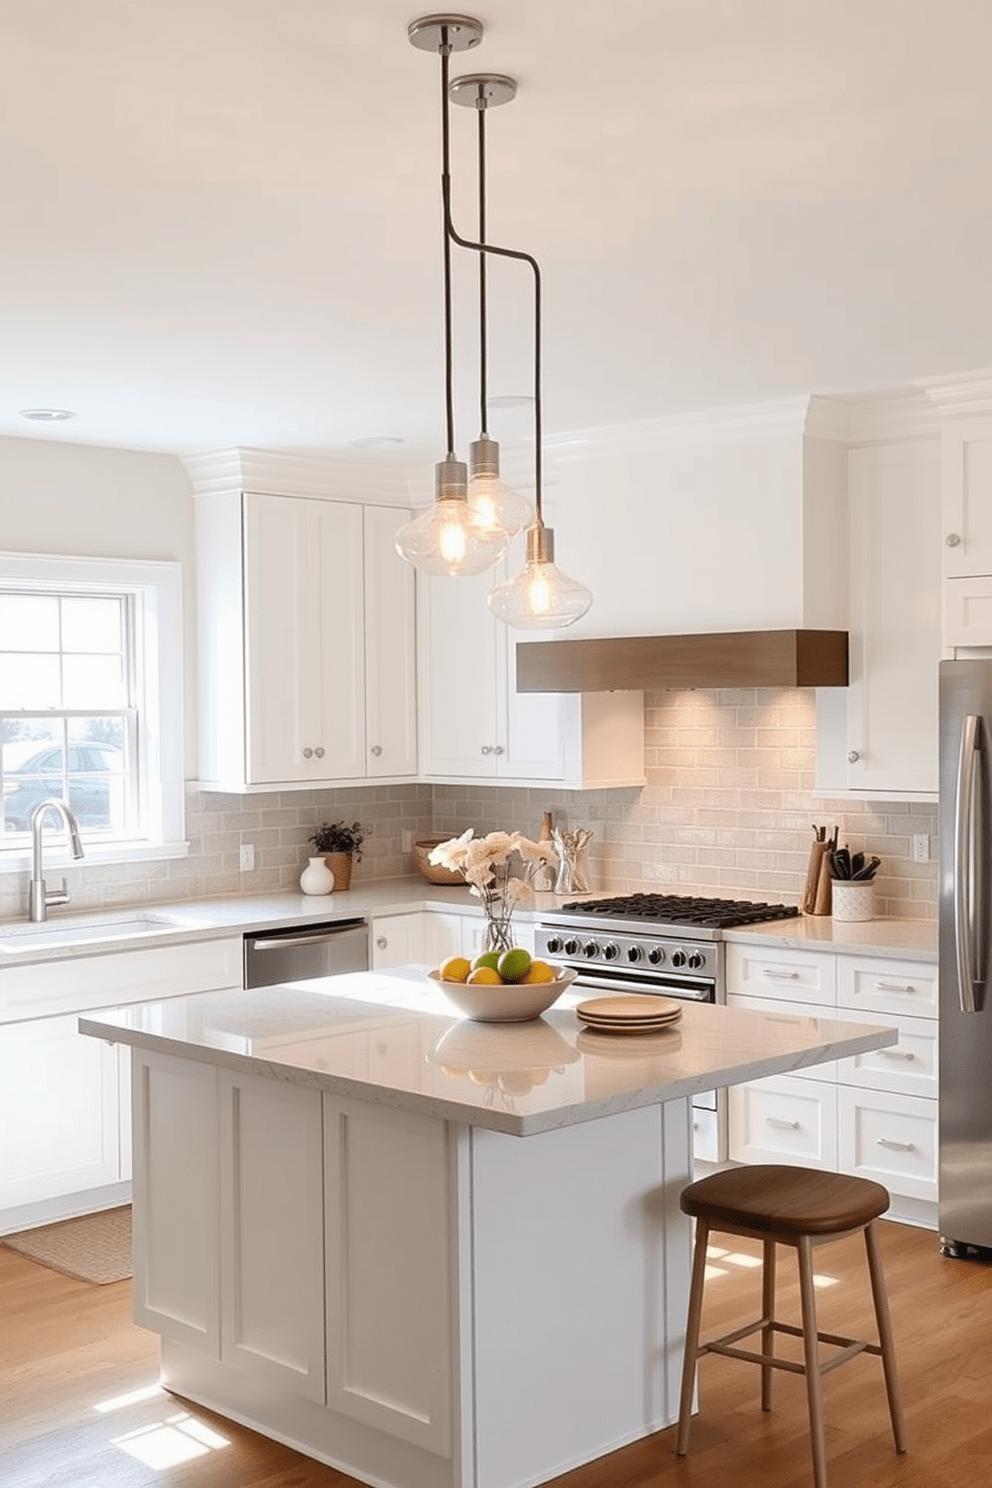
[0,936,243,1235]
[372,910,537,971]
[726,942,938,1227]
[371,912,434,968]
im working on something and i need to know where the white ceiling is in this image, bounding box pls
[1,0,990,472]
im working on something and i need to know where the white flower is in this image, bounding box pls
[503,877,532,905]
[514,835,555,866]
[428,828,473,869]
[464,863,496,889]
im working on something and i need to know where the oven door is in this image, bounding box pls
[564,964,715,1003]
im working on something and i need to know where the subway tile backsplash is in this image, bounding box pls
[0,689,938,922]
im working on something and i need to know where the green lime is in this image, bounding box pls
[497,947,532,983]
[472,950,502,972]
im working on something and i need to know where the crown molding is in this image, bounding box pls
[913,369,992,417]
[183,447,412,504]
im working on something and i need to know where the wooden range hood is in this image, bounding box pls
[515,629,849,693]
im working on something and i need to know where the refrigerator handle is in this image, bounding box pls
[954,713,981,1013]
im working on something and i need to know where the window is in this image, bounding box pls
[0,553,186,866]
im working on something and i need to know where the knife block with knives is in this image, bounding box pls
[803,825,836,915]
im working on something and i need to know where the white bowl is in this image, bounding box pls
[428,966,577,1023]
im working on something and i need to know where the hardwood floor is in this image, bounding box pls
[1,1219,990,1487]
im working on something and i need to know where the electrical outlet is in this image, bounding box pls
[239,844,255,871]
[402,830,415,853]
[912,834,930,863]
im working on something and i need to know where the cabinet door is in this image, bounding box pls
[941,414,992,580]
[499,625,565,781]
[363,505,418,777]
[837,1086,937,1202]
[728,1074,838,1169]
[371,913,430,968]
[418,568,499,777]
[834,441,941,795]
[0,1014,120,1209]
[245,494,365,783]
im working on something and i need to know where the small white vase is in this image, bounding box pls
[300,856,335,895]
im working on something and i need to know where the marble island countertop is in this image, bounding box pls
[79,964,898,1137]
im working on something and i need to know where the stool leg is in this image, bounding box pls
[864,1221,908,1454]
[797,1234,829,1488]
[761,1237,776,1411]
[676,1216,711,1457]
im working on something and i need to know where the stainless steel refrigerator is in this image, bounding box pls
[939,659,992,1256]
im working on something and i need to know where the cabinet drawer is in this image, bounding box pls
[728,1076,838,1169]
[837,957,937,1019]
[837,1087,937,1201]
[726,944,837,1005]
[726,993,838,1081]
[836,1010,937,1100]
[945,575,992,647]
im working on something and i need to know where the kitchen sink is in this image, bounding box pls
[0,911,214,954]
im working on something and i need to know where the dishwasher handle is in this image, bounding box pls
[248,922,365,952]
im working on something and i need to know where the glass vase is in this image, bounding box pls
[483,914,514,955]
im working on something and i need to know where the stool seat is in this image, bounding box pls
[676,1164,907,1488]
[681,1164,891,1236]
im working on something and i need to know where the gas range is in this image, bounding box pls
[535,893,800,1003]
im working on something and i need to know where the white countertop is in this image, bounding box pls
[79,964,898,1137]
[724,914,937,960]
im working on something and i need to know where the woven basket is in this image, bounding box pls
[414,839,465,886]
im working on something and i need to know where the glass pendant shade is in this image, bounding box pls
[487,523,592,629]
[467,435,534,537]
[395,457,511,576]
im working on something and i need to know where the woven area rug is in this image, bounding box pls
[2,1204,132,1284]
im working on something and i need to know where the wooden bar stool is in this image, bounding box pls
[676,1165,908,1488]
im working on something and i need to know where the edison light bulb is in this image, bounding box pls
[395,459,510,577]
[487,524,592,630]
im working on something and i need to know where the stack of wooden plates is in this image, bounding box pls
[575,994,684,1034]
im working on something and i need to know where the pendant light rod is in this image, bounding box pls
[477,101,488,436]
[439,36,456,459]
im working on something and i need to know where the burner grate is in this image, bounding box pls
[560,893,801,930]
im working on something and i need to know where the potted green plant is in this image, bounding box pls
[308,820,365,892]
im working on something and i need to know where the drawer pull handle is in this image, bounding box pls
[765,1116,801,1130]
[762,969,800,980]
[877,1138,915,1151]
[878,1049,915,1062]
[873,981,917,993]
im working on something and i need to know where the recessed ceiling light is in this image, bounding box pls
[19,407,77,422]
[488,395,534,410]
[349,435,403,450]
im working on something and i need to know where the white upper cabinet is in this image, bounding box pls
[417,559,644,789]
[816,438,941,799]
[195,486,417,790]
[940,413,992,647]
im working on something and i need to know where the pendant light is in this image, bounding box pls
[396,16,511,577]
[449,73,534,539]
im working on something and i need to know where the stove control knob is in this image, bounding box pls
[687,951,705,971]
[647,946,665,965]
[564,938,581,957]
[627,945,643,963]
[583,940,600,958]
[545,936,562,955]
[671,948,687,969]
[602,942,619,961]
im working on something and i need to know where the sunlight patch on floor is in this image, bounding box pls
[111,1411,230,1469]
[93,1381,164,1413]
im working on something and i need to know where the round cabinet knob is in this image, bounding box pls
[647,946,665,965]
[376,936,387,950]
[370,745,383,757]
[687,951,705,971]
[545,936,562,955]
[302,747,313,759]
[946,532,962,548]
[493,745,504,756]
[314,747,325,758]
[848,750,860,763]
[481,745,492,756]
[602,942,619,961]
[671,949,687,969]
[582,940,600,958]
[627,945,643,963]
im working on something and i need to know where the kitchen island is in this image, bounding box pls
[80,967,898,1488]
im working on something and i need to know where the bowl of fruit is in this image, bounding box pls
[429,948,577,1023]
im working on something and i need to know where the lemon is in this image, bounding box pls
[471,950,502,972]
[438,954,472,983]
[520,959,556,985]
[497,947,532,983]
[467,965,502,985]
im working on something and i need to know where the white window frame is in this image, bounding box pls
[0,551,187,871]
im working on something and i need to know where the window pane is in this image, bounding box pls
[62,655,126,709]
[0,595,60,649]
[68,717,126,765]
[61,597,124,653]
[0,655,61,708]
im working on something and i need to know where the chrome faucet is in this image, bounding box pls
[29,798,85,922]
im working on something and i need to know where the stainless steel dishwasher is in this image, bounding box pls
[243,919,370,988]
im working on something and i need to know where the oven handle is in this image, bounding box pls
[568,971,714,1002]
